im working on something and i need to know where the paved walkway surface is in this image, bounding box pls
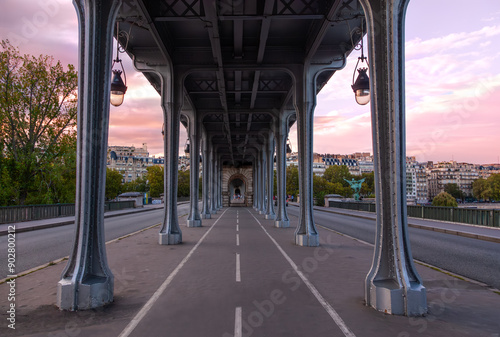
[1,207,499,337]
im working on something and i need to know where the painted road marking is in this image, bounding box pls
[236,253,241,282]
[236,233,240,246]
[235,307,242,337]
[118,209,229,337]
[247,210,356,337]
[236,224,239,231]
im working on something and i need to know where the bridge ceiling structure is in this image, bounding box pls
[118,0,365,166]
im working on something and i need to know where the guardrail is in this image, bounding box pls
[0,201,136,224]
[328,201,500,227]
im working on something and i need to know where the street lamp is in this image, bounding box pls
[351,26,370,105]
[110,21,127,107]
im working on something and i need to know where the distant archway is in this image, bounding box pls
[228,176,247,206]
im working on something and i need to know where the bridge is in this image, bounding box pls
[59,0,424,318]
[1,204,499,336]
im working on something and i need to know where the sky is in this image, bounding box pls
[1,0,500,165]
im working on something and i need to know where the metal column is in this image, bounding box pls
[293,68,319,246]
[361,0,427,316]
[57,0,120,310]
[265,131,276,220]
[187,114,202,227]
[201,130,211,219]
[274,113,291,228]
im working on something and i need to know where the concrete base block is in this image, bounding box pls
[367,280,427,316]
[274,220,290,228]
[159,232,182,245]
[259,210,265,215]
[202,213,211,219]
[295,233,319,247]
[57,277,113,311]
[187,219,202,227]
[265,213,276,220]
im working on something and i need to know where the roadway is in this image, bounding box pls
[2,203,499,291]
[287,206,500,291]
[0,204,191,279]
[1,206,499,337]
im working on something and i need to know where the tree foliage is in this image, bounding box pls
[0,40,78,205]
[432,191,458,207]
[473,174,500,201]
[106,168,123,200]
[177,170,190,197]
[146,165,164,197]
[444,183,464,200]
[286,165,299,198]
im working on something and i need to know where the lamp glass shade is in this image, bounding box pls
[351,67,370,105]
[110,70,127,107]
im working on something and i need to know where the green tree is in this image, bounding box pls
[178,169,190,197]
[360,172,375,196]
[323,165,352,187]
[472,178,490,201]
[0,40,78,205]
[432,191,458,207]
[444,183,464,201]
[106,168,123,200]
[146,165,164,197]
[487,174,500,201]
[286,165,299,198]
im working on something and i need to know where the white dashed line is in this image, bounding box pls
[236,233,240,246]
[234,307,242,337]
[236,253,241,282]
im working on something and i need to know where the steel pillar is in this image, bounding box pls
[294,69,319,246]
[265,131,276,220]
[253,161,258,209]
[159,71,183,245]
[361,0,427,316]
[209,142,217,214]
[258,144,267,215]
[274,113,291,228]
[201,131,211,219]
[57,0,120,310]
[187,115,202,227]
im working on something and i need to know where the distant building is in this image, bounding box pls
[427,161,478,200]
[406,159,428,204]
[107,143,164,183]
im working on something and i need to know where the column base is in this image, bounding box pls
[202,213,211,219]
[265,213,276,220]
[211,210,217,214]
[295,233,319,247]
[159,232,182,245]
[274,219,290,228]
[187,219,202,227]
[259,210,266,215]
[366,280,427,316]
[57,277,113,311]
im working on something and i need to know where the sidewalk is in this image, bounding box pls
[0,207,498,337]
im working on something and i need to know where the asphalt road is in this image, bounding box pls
[2,204,499,292]
[0,204,191,279]
[286,206,500,290]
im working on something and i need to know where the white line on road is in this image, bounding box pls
[235,307,242,337]
[118,209,229,337]
[237,218,239,224]
[236,224,239,231]
[247,210,356,337]
[236,233,240,246]
[236,253,241,282]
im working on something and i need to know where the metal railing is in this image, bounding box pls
[328,201,500,227]
[0,201,136,224]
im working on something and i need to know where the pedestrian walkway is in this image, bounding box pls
[1,207,498,337]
